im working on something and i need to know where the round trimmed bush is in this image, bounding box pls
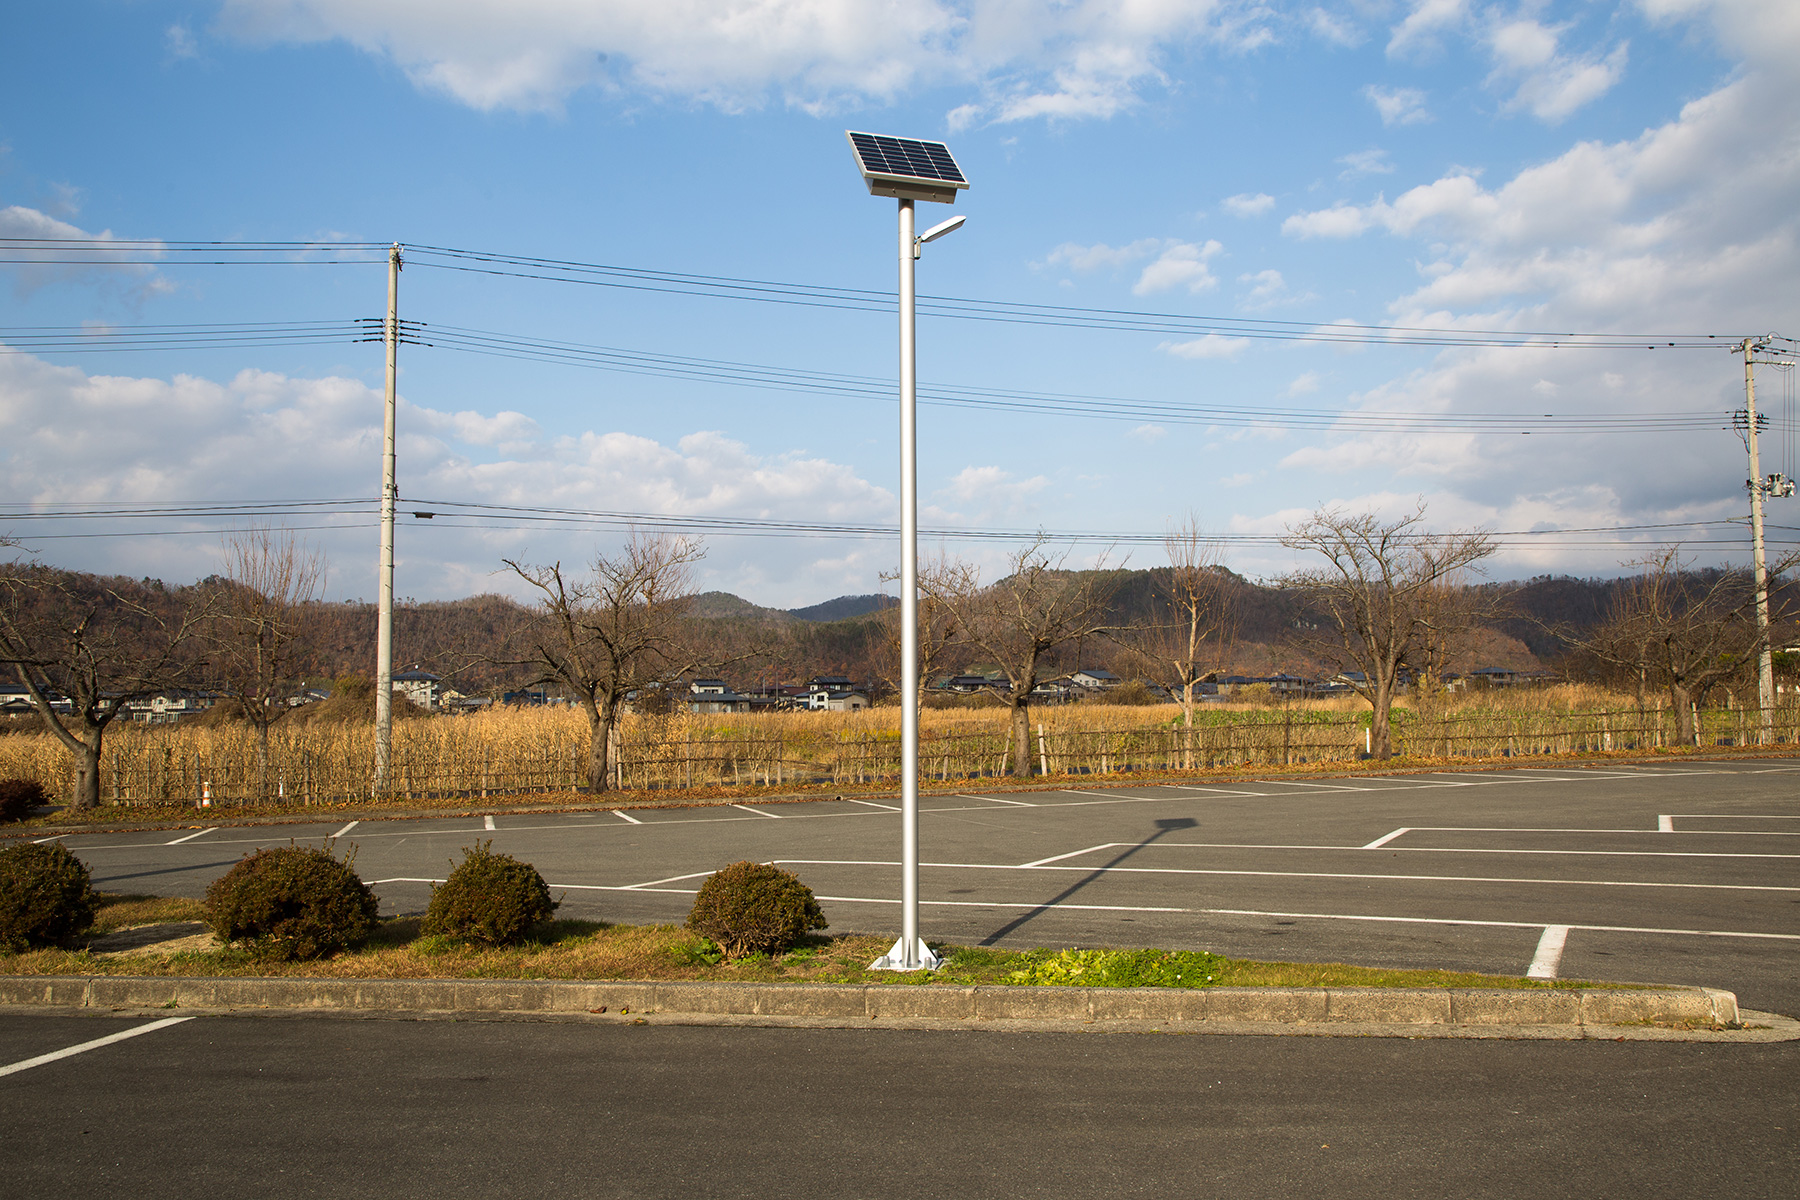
[0,778,49,825]
[203,845,379,961]
[686,861,827,959]
[422,841,558,946]
[0,841,98,952]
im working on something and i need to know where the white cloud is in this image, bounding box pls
[1283,371,1323,396]
[1363,84,1429,126]
[1338,147,1395,179]
[1222,192,1276,217]
[1238,268,1314,310]
[1134,239,1224,294]
[1307,7,1364,47]
[0,350,901,605]
[166,25,200,59]
[1486,19,1627,123]
[1128,423,1167,442]
[1043,237,1166,272]
[1386,0,1466,59]
[1158,333,1250,359]
[218,0,1279,119]
[0,205,165,297]
[1044,236,1223,294]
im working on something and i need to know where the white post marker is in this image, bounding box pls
[846,131,969,972]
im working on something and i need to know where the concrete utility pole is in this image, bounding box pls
[375,243,401,792]
[1739,335,1792,745]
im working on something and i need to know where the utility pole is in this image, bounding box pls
[375,244,401,792]
[1738,335,1793,744]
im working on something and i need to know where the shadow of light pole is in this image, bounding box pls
[977,817,1198,946]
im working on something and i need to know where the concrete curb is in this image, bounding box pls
[0,976,1751,1035]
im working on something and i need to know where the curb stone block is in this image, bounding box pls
[1207,988,1329,1024]
[1088,986,1207,1022]
[973,985,1091,1020]
[1325,988,1452,1024]
[1450,988,1581,1025]
[1579,988,1735,1026]
[866,986,976,1020]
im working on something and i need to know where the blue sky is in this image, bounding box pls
[3,0,1797,605]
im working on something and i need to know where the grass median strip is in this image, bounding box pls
[0,893,1618,992]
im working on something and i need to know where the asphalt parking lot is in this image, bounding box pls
[1,1012,1795,1200]
[41,758,1800,1015]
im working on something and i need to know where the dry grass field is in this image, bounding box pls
[2,684,1795,810]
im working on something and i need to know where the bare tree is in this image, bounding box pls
[1281,504,1497,759]
[1571,548,1792,745]
[207,526,326,802]
[879,549,966,707]
[920,539,1123,777]
[1129,516,1234,766]
[503,534,706,794]
[0,564,210,808]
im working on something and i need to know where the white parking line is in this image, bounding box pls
[31,834,66,844]
[770,857,1800,893]
[1017,844,1117,868]
[484,815,496,831]
[1163,784,1269,797]
[0,1017,194,1079]
[847,799,900,811]
[620,870,719,890]
[331,821,359,839]
[1527,925,1571,979]
[611,810,643,824]
[970,795,1035,806]
[165,828,215,846]
[1659,815,1675,832]
[1363,828,1410,850]
[731,804,781,818]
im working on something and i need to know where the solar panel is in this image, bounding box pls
[845,131,969,203]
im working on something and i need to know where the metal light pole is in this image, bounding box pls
[845,132,969,971]
[374,243,400,792]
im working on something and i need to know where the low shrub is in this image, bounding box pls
[203,845,379,961]
[686,861,827,959]
[422,841,558,946]
[1005,947,1228,988]
[0,841,98,952]
[0,778,49,824]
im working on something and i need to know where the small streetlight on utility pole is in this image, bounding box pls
[845,131,970,972]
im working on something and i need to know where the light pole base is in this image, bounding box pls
[869,936,942,972]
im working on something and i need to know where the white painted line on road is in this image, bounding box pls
[484,815,496,831]
[620,870,718,890]
[1658,815,1675,832]
[969,795,1035,806]
[368,877,446,885]
[847,799,901,811]
[803,895,1800,942]
[1363,828,1410,850]
[1059,789,1135,800]
[1665,814,1800,819]
[332,821,359,839]
[1018,844,1118,868]
[771,857,1800,893]
[165,828,215,845]
[1527,925,1571,979]
[1155,840,1799,859]
[1164,784,1268,796]
[0,1017,194,1079]
[731,804,781,818]
[1377,824,1800,838]
[611,810,643,825]
[31,834,66,844]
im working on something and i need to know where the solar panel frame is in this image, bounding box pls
[845,131,969,203]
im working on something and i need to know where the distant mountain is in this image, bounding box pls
[787,594,897,622]
[687,591,792,621]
